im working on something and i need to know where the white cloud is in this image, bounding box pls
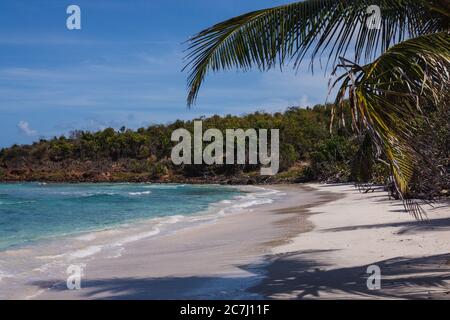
[17,121,37,136]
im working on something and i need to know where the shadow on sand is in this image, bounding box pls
[322,217,450,235]
[29,250,450,300]
[248,250,450,299]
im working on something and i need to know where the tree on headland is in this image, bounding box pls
[184,0,450,218]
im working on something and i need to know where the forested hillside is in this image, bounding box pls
[0,103,448,198]
[0,104,354,183]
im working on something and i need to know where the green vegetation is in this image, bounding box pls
[184,0,450,216]
[0,102,447,204]
[0,104,358,184]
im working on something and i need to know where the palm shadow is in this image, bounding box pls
[322,217,450,235]
[248,251,450,299]
[30,275,264,300]
[29,250,450,300]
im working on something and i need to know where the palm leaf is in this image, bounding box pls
[184,0,448,106]
[333,32,450,218]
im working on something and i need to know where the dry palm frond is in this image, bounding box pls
[332,32,450,218]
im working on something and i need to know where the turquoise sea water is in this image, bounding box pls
[0,183,241,251]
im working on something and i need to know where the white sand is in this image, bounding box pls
[252,184,450,299]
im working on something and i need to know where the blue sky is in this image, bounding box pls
[0,0,333,147]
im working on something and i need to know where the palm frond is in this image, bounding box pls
[333,32,450,218]
[425,0,450,18]
[184,0,448,106]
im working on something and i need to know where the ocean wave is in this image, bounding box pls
[71,193,122,201]
[42,191,122,203]
[249,186,283,197]
[0,200,37,206]
[161,215,184,224]
[233,198,274,209]
[75,234,97,241]
[142,184,182,189]
[32,260,64,272]
[128,191,152,196]
[70,245,103,259]
[113,227,161,246]
[208,186,283,218]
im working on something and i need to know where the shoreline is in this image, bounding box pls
[0,184,303,299]
[0,183,448,299]
[0,184,279,252]
[1,184,336,300]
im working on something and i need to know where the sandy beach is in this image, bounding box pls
[1,184,449,300]
[253,184,450,299]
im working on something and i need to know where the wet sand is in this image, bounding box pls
[12,185,335,299]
